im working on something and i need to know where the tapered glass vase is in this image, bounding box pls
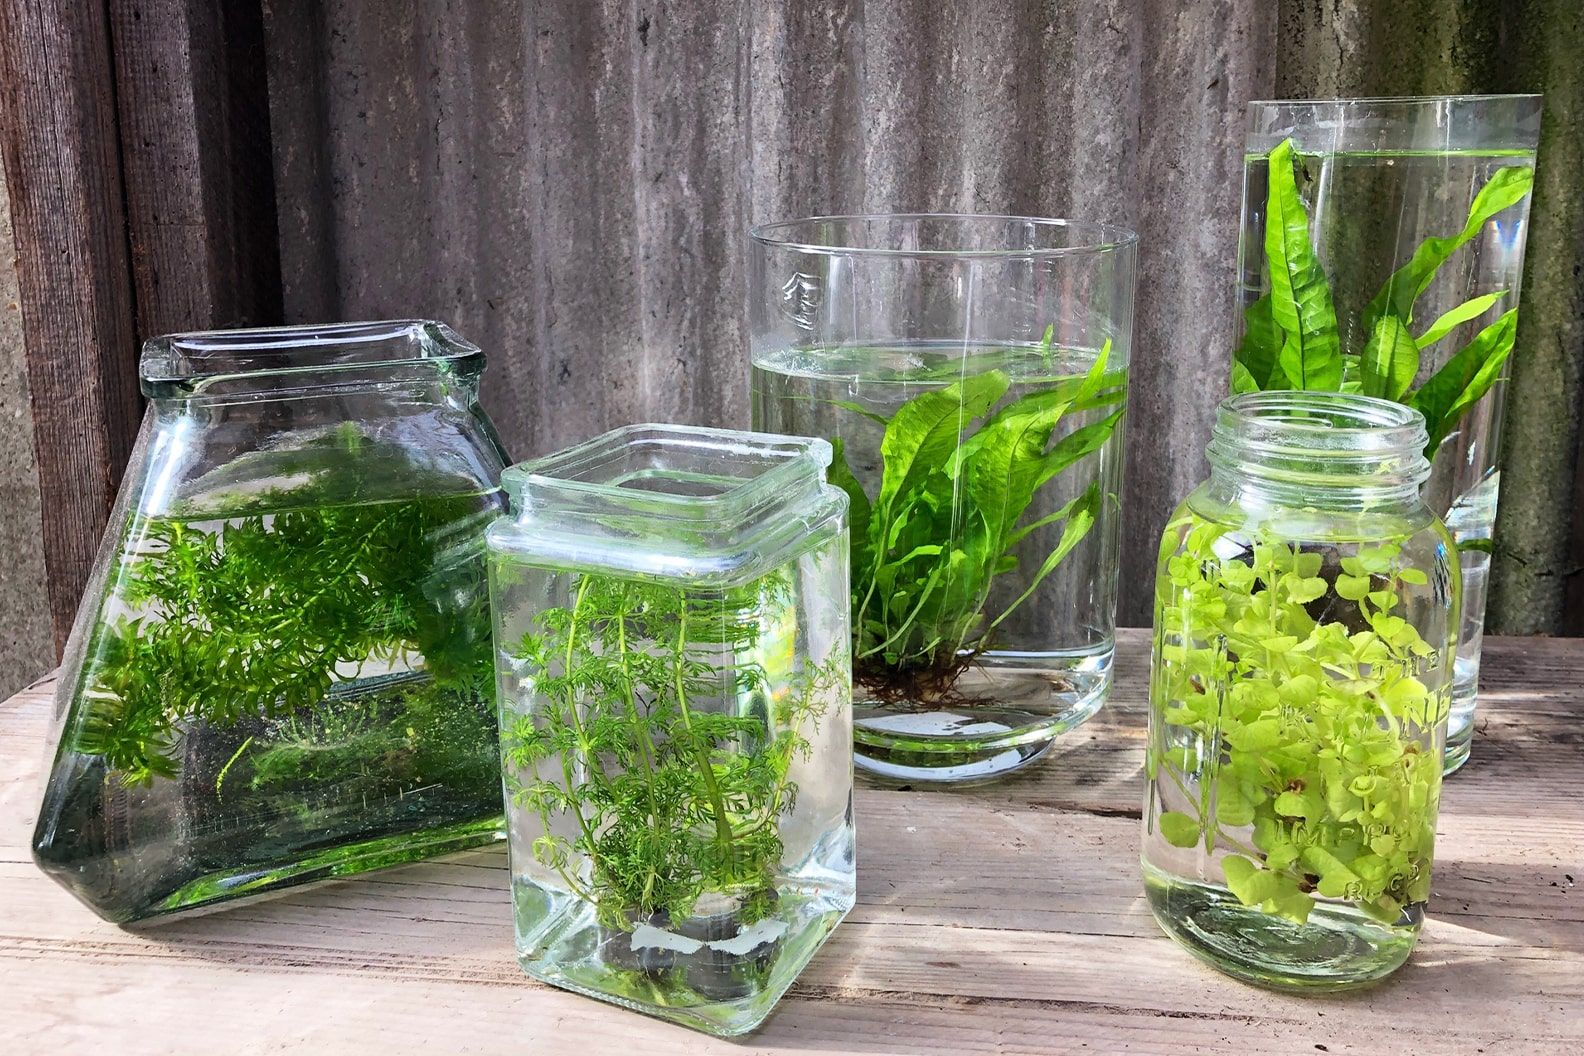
[751,214,1137,784]
[1233,96,1541,772]
[32,321,510,923]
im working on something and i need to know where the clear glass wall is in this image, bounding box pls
[1234,96,1541,771]
[751,214,1137,784]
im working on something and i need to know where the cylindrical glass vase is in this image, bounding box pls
[32,321,509,923]
[487,424,855,1037]
[1234,96,1540,772]
[750,214,1136,784]
[1144,392,1459,991]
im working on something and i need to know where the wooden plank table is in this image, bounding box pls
[2,630,1580,1054]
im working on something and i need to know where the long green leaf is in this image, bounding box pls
[1414,290,1506,350]
[827,437,872,568]
[1359,315,1419,402]
[1263,139,1341,390]
[1408,308,1519,455]
[1233,294,1288,389]
[1365,165,1534,330]
[829,399,890,425]
[959,343,1116,552]
[1006,491,1086,548]
[982,483,1101,640]
[875,370,1007,526]
[1032,408,1125,494]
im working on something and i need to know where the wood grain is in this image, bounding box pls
[2,630,1580,1054]
[259,0,1280,624]
[0,0,142,652]
[107,0,283,336]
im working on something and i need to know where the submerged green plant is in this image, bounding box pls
[73,487,499,788]
[500,571,843,931]
[828,337,1126,701]
[1235,137,1534,458]
[1149,513,1449,925]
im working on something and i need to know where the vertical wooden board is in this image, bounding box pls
[849,1,1140,219]
[513,0,646,455]
[262,0,342,322]
[1489,0,1584,635]
[1120,0,1276,623]
[0,0,142,652]
[108,0,282,338]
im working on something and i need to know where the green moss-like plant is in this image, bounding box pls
[500,571,844,931]
[1149,512,1449,925]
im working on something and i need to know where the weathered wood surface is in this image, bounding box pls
[0,0,143,652]
[257,0,1584,634]
[107,0,283,337]
[2,629,1579,1054]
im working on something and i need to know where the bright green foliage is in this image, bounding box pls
[500,571,843,931]
[1150,512,1449,926]
[1263,139,1342,390]
[1234,138,1533,458]
[830,343,1125,699]
[73,490,500,788]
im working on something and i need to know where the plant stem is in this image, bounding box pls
[672,601,735,856]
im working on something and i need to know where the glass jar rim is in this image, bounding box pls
[140,319,481,396]
[1246,95,1542,154]
[749,213,1139,259]
[492,424,841,584]
[1209,391,1432,494]
[1248,93,1542,109]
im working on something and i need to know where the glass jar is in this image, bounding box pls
[487,424,854,1037]
[32,321,510,923]
[750,214,1136,784]
[1234,96,1540,771]
[1144,392,1459,991]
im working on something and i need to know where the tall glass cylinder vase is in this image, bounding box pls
[750,215,1137,784]
[1233,96,1541,772]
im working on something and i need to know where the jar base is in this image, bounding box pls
[1143,862,1421,992]
[852,648,1109,785]
[514,884,852,1037]
[1444,660,1478,774]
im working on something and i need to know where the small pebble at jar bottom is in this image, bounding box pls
[1144,862,1423,992]
[514,884,851,1037]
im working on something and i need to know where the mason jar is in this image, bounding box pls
[487,424,854,1037]
[750,214,1136,784]
[1143,391,1459,991]
[32,321,510,924]
[1235,96,1540,771]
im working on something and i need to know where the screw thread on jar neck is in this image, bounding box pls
[1206,391,1431,509]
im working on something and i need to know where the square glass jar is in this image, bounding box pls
[486,424,855,1036]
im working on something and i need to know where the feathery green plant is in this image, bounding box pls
[501,571,843,931]
[73,487,499,789]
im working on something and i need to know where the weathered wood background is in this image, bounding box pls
[0,0,1580,670]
